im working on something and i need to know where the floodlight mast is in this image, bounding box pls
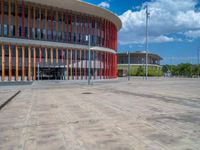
[145,5,150,80]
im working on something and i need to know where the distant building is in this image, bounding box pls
[117,51,163,76]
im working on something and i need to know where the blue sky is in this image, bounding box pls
[83,0,200,64]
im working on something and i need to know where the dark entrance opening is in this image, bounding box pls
[37,67,66,80]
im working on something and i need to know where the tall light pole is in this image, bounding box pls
[145,5,150,80]
[87,35,91,85]
[127,51,130,81]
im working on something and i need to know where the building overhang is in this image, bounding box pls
[24,0,122,31]
[0,37,116,54]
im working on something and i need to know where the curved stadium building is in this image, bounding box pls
[0,0,122,81]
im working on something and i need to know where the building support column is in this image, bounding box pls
[61,49,64,64]
[16,45,18,81]
[28,3,31,38]
[22,46,25,81]
[28,46,31,81]
[34,48,36,80]
[104,52,106,79]
[106,52,108,79]
[45,48,48,63]
[100,52,102,79]
[22,0,25,38]
[2,44,5,81]
[84,49,86,80]
[70,15,72,43]
[56,48,58,64]
[45,6,47,40]
[70,49,72,80]
[96,51,98,79]
[9,45,12,81]
[51,48,53,64]
[33,4,36,39]
[39,48,42,64]
[80,49,82,80]
[8,0,11,37]
[50,9,53,40]
[56,9,58,41]
[66,49,68,80]
[39,5,42,40]
[1,0,4,36]
[15,0,18,37]
[75,50,77,80]
[92,50,95,80]
[66,12,68,42]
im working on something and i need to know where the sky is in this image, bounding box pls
[83,0,200,65]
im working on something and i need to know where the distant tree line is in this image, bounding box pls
[118,65,163,77]
[162,63,200,78]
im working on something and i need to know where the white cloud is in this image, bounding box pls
[119,0,200,45]
[184,30,200,39]
[98,2,110,9]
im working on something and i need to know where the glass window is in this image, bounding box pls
[36,29,40,39]
[5,45,9,77]
[47,30,51,40]
[53,30,56,41]
[18,26,22,37]
[18,5,22,17]
[25,27,28,38]
[4,2,8,15]
[68,32,71,42]
[4,25,8,36]
[73,33,76,43]
[53,49,56,59]
[18,47,22,77]
[11,25,15,36]
[41,29,46,40]
[11,3,15,16]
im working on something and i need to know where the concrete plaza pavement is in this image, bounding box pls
[0,78,200,150]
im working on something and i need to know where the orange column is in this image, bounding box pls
[9,45,12,81]
[1,0,4,36]
[33,48,36,80]
[2,44,5,81]
[15,45,18,81]
[93,50,95,80]
[100,52,102,79]
[96,51,98,79]
[84,49,86,80]
[45,6,47,40]
[39,5,42,40]
[28,3,31,39]
[15,0,18,37]
[8,0,11,37]
[45,48,48,63]
[51,48,53,64]
[75,49,77,80]
[56,48,58,64]
[104,52,106,79]
[28,47,31,81]
[33,4,36,39]
[80,49,82,80]
[56,9,58,41]
[66,49,68,80]
[22,46,25,81]
[70,49,73,80]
